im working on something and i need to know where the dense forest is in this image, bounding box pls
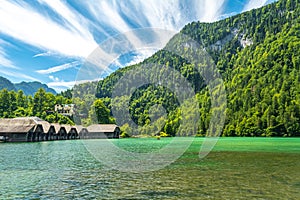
[0,81,114,127]
[0,88,74,125]
[1,0,298,137]
[94,0,299,137]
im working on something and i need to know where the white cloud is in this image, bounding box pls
[49,75,60,82]
[84,0,183,31]
[243,0,268,12]
[47,78,101,92]
[0,0,230,75]
[36,61,81,74]
[125,52,153,67]
[0,39,40,82]
[0,52,17,69]
[0,68,40,82]
[1,0,268,88]
[89,0,131,33]
[33,51,56,58]
[38,0,91,37]
[199,0,227,22]
[113,49,157,68]
[0,39,19,69]
[0,1,98,58]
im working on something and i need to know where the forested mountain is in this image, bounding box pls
[15,81,56,96]
[61,81,98,99]
[0,76,16,91]
[94,0,299,137]
[0,76,56,96]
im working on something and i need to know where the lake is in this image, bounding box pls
[0,137,299,199]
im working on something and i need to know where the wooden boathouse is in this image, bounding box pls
[0,117,120,142]
[86,124,120,139]
[0,117,44,142]
[76,125,88,139]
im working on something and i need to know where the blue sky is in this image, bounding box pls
[0,0,276,92]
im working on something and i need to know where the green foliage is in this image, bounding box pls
[1,0,298,136]
[120,123,132,138]
[159,132,170,137]
[61,81,98,99]
[94,0,300,137]
[89,99,115,124]
[0,88,74,125]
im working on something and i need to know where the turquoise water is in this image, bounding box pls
[0,138,299,199]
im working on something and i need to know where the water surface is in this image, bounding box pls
[0,138,299,199]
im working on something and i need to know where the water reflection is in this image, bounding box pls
[0,139,299,199]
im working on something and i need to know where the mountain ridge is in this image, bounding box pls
[92,0,299,137]
[0,76,57,96]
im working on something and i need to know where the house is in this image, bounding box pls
[0,117,44,142]
[86,124,120,139]
[55,104,75,116]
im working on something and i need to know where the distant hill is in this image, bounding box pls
[0,76,16,91]
[15,81,56,96]
[0,76,56,96]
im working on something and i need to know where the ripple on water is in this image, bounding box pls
[0,138,299,199]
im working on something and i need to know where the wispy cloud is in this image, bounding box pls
[199,0,227,22]
[86,0,132,33]
[0,1,97,58]
[83,0,227,32]
[0,68,40,82]
[0,51,17,69]
[112,49,157,68]
[38,0,91,37]
[33,51,56,58]
[47,78,101,92]
[0,39,19,69]
[36,61,81,74]
[1,0,272,91]
[48,75,60,82]
[0,39,38,82]
[243,0,268,12]
[126,50,156,66]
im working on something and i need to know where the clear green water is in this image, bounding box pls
[0,138,299,199]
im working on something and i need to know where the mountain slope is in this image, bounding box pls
[0,76,57,96]
[15,81,56,96]
[0,76,16,91]
[94,0,299,136]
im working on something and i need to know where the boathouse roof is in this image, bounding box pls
[51,123,66,133]
[87,124,119,133]
[0,118,39,133]
[15,117,54,133]
[76,125,86,133]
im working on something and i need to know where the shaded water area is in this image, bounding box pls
[0,138,299,199]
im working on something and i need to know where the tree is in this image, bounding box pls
[93,99,114,124]
[32,88,46,116]
[16,90,26,108]
[0,89,10,117]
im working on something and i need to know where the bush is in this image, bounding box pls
[159,132,170,137]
